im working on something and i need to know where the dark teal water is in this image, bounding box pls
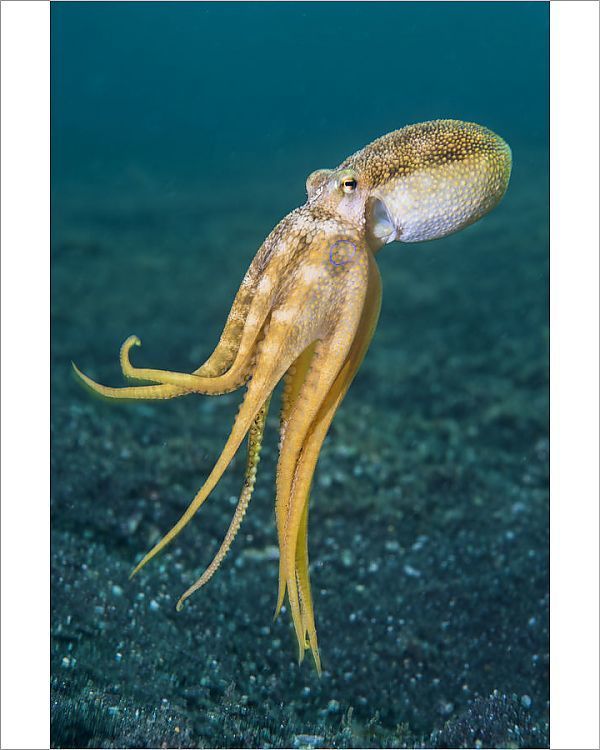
[51,3,549,748]
[52,2,547,186]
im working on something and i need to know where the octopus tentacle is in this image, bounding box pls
[275,343,317,587]
[119,282,251,385]
[74,282,275,399]
[129,312,318,579]
[175,396,271,610]
[73,283,256,401]
[274,284,370,658]
[117,278,276,392]
[294,497,317,668]
[116,336,241,392]
[189,265,264,379]
[72,362,189,401]
[279,344,317,441]
[121,240,273,386]
[278,336,360,657]
[116,335,245,394]
[280,252,382,668]
[273,349,322,619]
[274,247,369,618]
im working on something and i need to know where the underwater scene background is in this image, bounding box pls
[51,2,549,748]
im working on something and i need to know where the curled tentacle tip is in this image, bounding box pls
[175,599,185,612]
[123,334,142,348]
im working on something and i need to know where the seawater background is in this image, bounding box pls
[51,3,549,748]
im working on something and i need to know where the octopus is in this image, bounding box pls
[74,119,512,673]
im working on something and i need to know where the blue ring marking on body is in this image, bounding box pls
[329,238,357,266]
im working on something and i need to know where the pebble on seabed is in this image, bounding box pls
[293,734,325,749]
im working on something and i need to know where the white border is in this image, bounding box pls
[1,2,50,749]
[1,2,600,749]
[550,2,600,750]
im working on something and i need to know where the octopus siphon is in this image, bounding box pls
[74,119,512,673]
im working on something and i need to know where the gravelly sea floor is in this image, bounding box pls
[51,148,549,749]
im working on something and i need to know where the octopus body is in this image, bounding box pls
[74,120,512,673]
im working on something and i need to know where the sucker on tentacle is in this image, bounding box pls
[73,120,512,672]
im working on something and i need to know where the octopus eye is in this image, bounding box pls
[342,178,357,194]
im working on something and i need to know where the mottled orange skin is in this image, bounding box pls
[73,120,511,673]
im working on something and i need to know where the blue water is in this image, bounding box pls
[51,3,549,748]
[52,2,547,183]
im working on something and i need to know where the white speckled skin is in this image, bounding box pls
[308,119,512,249]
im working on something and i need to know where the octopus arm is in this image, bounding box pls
[175,396,271,610]
[72,259,277,399]
[128,305,327,578]
[72,362,184,401]
[276,343,318,565]
[274,250,382,670]
[121,265,261,385]
[186,262,267,379]
[278,251,382,672]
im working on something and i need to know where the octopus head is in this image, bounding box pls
[307,120,512,252]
